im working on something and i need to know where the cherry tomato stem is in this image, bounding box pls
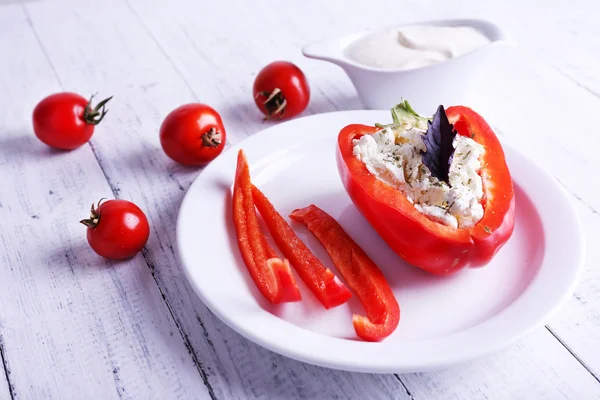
[255,88,287,120]
[83,94,113,125]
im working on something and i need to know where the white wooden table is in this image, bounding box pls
[1,0,600,398]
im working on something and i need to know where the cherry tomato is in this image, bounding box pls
[253,61,310,120]
[81,199,150,260]
[32,92,112,150]
[159,103,226,166]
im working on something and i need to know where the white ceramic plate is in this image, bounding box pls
[177,110,584,373]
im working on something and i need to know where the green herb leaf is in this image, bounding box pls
[420,105,457,184]
[390,99,430,129]
[376,100,431,130]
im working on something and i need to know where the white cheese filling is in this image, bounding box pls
[352,124,485,229]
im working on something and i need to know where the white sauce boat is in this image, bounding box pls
[302,19,512,113]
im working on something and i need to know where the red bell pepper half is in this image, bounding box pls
[290,205,400,342]
[232,150,301,304]
[337,105,515,275]
[251,185,352,309]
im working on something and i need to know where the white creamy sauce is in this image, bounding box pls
[352,124,485,229]
[345,25,491,70]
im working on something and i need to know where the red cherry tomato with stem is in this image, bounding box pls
[253,61,310,120]
[159,103,226,166]
[33,92,112,150]
[81,199,150,260]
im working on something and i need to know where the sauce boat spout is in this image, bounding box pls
[302,35,358,68]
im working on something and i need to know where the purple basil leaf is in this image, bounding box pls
[420,105,457,184]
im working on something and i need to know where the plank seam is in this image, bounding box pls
[545,326,600,385]
[121,0,198,101]
[555,177,599,216]
[0,335,16,400]
[22,4,64,88]
[546,63,600,100]
[140,250,218,400]
[394,374,416,400]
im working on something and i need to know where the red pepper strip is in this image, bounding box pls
[232,150,301,303]
[267,258,302,303]
[290,205,400,342]
[251,185,352,309]
[260,234,302,303]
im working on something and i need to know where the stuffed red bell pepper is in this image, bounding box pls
[337,101,515,275]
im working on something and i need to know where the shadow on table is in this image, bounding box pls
[214,91,363,140]
[0,0,41,5]
[305,92,364,115]
[114,141,205,191]
[0,132,67,161]
[45,234,134,272]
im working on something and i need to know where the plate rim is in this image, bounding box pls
[176,109,585,373]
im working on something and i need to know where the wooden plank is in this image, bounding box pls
[468,45,600,382]
[34,0,600,399]
[10,0,600,399]
[402,329,600,400]
[0,4,211,399]
[19,0,412,398]
[114,0,600,396]
[0,350,12,400]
